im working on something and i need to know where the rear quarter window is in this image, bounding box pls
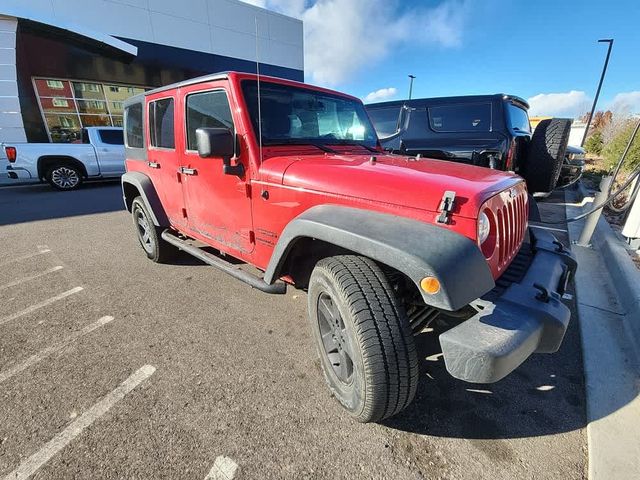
[98,129,124,145]
[428,103,492,132]
[124,103,144,148]
[506,103,531,133]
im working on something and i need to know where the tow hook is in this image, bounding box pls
[533,283,550,303]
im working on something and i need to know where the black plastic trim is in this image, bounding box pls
[121,171,169,227]
[264,205,495,311]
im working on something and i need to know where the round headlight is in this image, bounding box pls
[478,211,490,244]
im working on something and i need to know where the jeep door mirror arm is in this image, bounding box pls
[195,127,244,177]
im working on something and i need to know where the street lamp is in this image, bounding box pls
[581,39,614,146]
[408,75,416,100]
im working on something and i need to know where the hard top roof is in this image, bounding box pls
[366,94,530,110]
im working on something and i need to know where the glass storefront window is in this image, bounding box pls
[34,77,150,142]
[44,114,82,143]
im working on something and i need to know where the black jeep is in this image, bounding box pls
[366,94,581,194]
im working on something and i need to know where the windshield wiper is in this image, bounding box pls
[325,140,379,153]
[266,139,338,154]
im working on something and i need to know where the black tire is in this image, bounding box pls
[131,196,177,263]
[46,163,83,191]
[523,118,571,193]
[308,255,419,422]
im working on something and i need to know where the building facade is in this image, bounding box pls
[0,0,303,144]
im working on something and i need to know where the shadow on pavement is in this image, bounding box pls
[0,181,123,226]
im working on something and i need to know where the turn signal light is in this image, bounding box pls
[420,276,441,294]
[5,146,16,163]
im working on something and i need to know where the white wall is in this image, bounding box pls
[0,15,26,145]
[0,0,303,71]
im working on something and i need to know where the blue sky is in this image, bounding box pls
[246,0,640,116]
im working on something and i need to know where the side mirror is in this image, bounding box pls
[195,127,234,159]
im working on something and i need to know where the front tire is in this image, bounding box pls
[131,196,176,263]
[46,164,83,190]
[308,255,419,422]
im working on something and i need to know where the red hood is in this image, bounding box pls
[260,150,524,218]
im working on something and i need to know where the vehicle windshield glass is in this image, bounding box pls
[367,105,401,138]
[506,103,531,132]
[241,80,378,147]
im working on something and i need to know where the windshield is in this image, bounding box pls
[241,80,378,148]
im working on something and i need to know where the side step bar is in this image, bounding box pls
[161,231,287,294]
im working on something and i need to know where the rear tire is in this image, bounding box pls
[131,196,177,263]
[523,118,571,193]
[308,255,419,422]
[46,164,83,191]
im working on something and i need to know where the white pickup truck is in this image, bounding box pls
[3,127,125,190]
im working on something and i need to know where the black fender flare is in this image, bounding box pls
[263,205,495,311]
[121,171,169,227]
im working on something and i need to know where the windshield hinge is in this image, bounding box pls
[437,191,456,224]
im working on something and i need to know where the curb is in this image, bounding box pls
[566,182,640,480]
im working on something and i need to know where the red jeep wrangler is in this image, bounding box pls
[121,72,576,422]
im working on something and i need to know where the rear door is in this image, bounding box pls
[177,81,254,255]
[93,128,125,176]
[144,93,187,228]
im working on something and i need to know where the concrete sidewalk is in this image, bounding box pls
[565,185,640,480]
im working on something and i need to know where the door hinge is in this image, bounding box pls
[237,182,251,198]
[181,208,188,219]
[240,229,255,243]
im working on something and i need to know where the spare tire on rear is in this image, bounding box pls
[522,118,571,193]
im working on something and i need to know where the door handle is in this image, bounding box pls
[179,167,197,176]
[148,161,160,169]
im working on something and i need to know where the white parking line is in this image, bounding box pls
[0,248,51,268]
[0,316,114,384]
[204,456,239,480]
[1,365,156,480]
[0,287,84,326]
[0,266,64,291]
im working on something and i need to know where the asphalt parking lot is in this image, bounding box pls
[0,182,586,479]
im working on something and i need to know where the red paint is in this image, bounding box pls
[126,72,528,281]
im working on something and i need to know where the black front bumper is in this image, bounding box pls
[439,227,577,383]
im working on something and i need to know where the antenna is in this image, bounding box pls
[255,17,263,164]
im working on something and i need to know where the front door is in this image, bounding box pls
[177,83,253,255]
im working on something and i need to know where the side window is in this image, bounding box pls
[367,106,401,138]
[428,103,492,132]
[124,103,143,148]
[186,90,234,151]
[98,129,124,145]
[149,98,175,149]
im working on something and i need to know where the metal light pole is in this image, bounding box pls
[408,75,416,100]
[580,39,614,146]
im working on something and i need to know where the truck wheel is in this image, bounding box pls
[46,164,83,190]
[308,255,419,422]
[131,196,176,263]
[523,118,571,193]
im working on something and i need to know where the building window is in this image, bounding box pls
[46,80,64,89]
[33,77,150,142]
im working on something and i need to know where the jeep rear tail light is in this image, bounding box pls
[5,146,16,163]
[504,140,516,170]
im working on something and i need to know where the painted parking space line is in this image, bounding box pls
[0,266,64,291]
[1,365,156,480]
[0,287,84,327]
[204,456,239,480]
[0,247,51,268]
[0,316,114,384]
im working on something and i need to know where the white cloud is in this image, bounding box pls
[249,0,468,86]
[364,87,397,102]
[608,91,640,114]
[527,91,591,117]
